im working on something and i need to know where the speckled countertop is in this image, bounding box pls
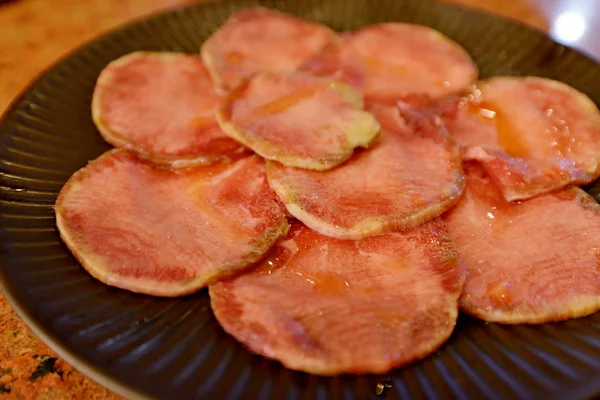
[0,0,594,398]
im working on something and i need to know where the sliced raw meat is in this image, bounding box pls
[299,23,478,105]
[55,150,289,297]
[443,162,600,324]
[92,51,245,168]
[444,76,600,201]
[266,106,464,239]
[210,220,465,375]
[218,72,380,170]
[201,7,336,93]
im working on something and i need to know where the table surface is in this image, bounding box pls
[1,0,599,398]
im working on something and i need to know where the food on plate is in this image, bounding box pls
[217,72,380,170]
[209,220,465,375]
[55,150,289,297]
[92,51,245,168]
[443,162,600,324]
[266,106,464,239]
[53,6,600,376]
[300,23,478,105]
[201,7,336,93]
[444,76,600,201]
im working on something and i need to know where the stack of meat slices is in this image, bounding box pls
[55,7,600,376]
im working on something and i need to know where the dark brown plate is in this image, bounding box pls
[2,0,600,398]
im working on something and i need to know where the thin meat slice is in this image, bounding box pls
[299,23,478,105]
[218,72,380,170]
[443,162,600,324]
[444,76,600,201]
[92,52,245,168]
[266,106,464,239]
[55,150,289,297]
[201,7,336,93]
[210,220,465,375]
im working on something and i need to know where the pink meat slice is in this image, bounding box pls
[299,23,478,106]
[443,76,600,201]
[443,162,600,324]
[55,150,289,297]
[266,105,464,239]
[217,72,380,170]
[209,220,465,375]
[92,52,245,168]
[201,7,336,93]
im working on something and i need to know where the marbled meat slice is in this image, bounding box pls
[92,51,245,168]
[443,162,600,324]
[444,76,600,201]
[55,150,289,297]
[267,106,464,239]
[201,7,336,93]
[210,220,465,375]
[299,23,478,105]
[217,72,380,170]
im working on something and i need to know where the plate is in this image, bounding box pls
[2,0,600,398]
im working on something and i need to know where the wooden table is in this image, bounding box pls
[0,0,598,398]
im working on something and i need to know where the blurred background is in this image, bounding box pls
[450,0,598,58]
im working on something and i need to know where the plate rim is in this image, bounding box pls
[0,280,152,400]
[1,0,600,399]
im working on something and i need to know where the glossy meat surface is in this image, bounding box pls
[444,162,600,323]
[218,72,380,170]
[210,220,465,375]
[92,52,244,167]
[55,150,289,297]
[445,77,600,201]
[267,106,464,239]
[300,23,478,105]
[201,7,336,92]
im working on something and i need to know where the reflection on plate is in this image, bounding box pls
[2,0,600,398]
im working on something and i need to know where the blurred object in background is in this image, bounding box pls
[448,0,599,61]
[547,0,597,61]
